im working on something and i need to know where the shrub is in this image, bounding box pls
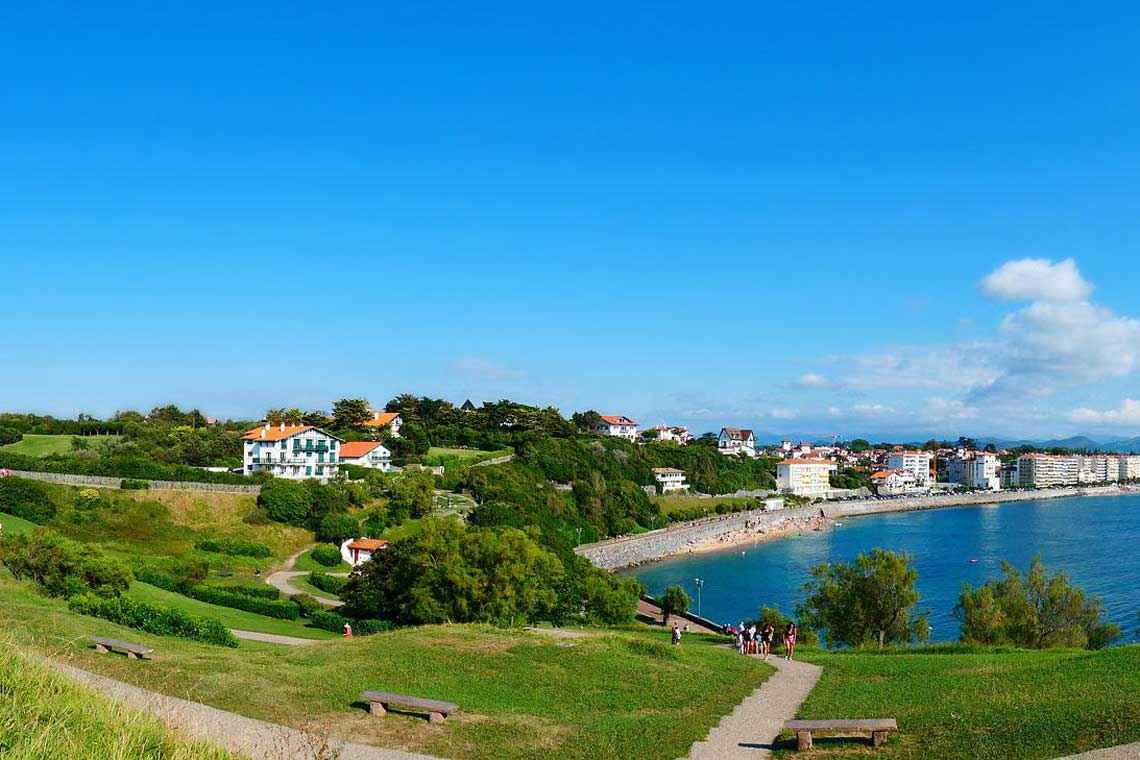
[308,571,348,595]
[316,512,360,544]
[213,583,280,600]
[660,585,690,623]
[292,593,323,618]
[119,479,150,490]
[0,477,57,524]
[309,545,343,567]
[194,537,273,558]
[134,567,183,593]
[307,608,391,635]
[257,480,310,525]
[0,529,131,597]
[185,586,299,620]
[0,427,22,446]
[68,593,238,647]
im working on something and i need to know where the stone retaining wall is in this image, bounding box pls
[4,469,262,495]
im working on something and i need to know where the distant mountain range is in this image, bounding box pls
[975,435,1140,453]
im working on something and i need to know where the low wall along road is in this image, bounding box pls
[576,484,1130,570]
[3,469,262,495]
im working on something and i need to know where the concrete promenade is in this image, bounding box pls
[578,484,1132,570]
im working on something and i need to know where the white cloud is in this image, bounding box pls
[795,372,831,388]
[769,408,797,420]
[981,258,1092,303]
[1068,399,1140,425]
[851,403,895,416]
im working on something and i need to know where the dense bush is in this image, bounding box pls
[0,529,131,597]
[0,427,22,446]
[119,478,150,490]
[0,477,57,524]
[956,556,1120,650]
[660,585,690,622]
[0,450,255,485]
[185,586,299,620]
[134,567,183,593]
[309,544,343,567]
[68,593,238,647]
[213,583,280,600]
[308,571,348,595]
[194,537,273,558]
[257,480,309,525]
[306,608,391,635]
[316,512,359,544]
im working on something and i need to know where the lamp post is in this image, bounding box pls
[693,577,705,617]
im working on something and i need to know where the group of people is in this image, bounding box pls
[730,621,798,661]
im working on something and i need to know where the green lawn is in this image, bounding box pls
[0,644,239,760]
[0,511,40,536]
[293,547,351,573]
[127,582,336,640]
[653,495,754,515]
[1,433,121,457]
[425,446,511,463]
[774,645,1140,759]
[1,574,769,760]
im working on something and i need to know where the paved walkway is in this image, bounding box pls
[688,655,822,760]
[49,658,441,760]
[264,545,346,608]
[1056,743,1140,759]
[231,629,322,646]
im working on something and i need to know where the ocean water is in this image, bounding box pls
[629,494,1140,642]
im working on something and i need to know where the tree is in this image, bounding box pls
[389,469,436,518]
[332,398,372,429]
[660,585,690,623]
[257,480,310,525]
[848,438,871,453]
[955,556,1120,650]
[571,410,603,433]
[0,478,56,523]
[798,549,929,649]
[283,408,305,425]
[317,512,360,544]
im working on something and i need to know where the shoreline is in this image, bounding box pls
[576,483,1139,571]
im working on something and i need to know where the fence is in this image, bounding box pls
[3,469,262,496]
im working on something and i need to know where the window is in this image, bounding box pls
[305,467,312,476]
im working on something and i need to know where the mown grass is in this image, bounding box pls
[1,573,769,760]
[424,447,511,465]
[653,494,754,515]
[0,510,39,536]
[128,582,336,640]
[1,433,121,457]
[0,644,241,759]
[773,645,1140,759]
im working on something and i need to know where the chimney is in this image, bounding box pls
[280,421,286,432]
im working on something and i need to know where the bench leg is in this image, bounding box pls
[797,730,813,750]
[127,651,139,660]
[428,711,445,724]
[368,701,387,715]
[95,644,109,654]
[872,730,888,747]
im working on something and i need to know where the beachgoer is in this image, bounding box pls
[748,624,758,655]
[672,623,681,646]
[784,622,798,660]
[761,623,774,660]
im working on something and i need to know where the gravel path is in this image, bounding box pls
[264,545,346,608]
[1056,743,1140,759]
[49,658,442,760]
[232,629,322,646]
[687,655,822,760]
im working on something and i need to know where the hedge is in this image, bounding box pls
[206,583,280,600]
[194,538,273,558]
[307,572,348,595]
[185,586,299,620]
[120,479,150,490]
[134,568,183,593]
[0,450,257,485]
[309,545,342,567]
[68,593,238,647]
[306,608,391,635]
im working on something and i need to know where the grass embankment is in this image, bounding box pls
[1,433,121,457]
[425,447,512,466]
[653,495,755,515]
[775,645,1140,759]
[293,547,351,573]
[1,511,40,535]
[0,645,240,759]
[0,573,768,760]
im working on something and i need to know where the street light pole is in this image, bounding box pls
[693,577,704,617]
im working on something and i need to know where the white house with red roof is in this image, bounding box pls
[363,410,402,437]
[718,427,757,457]
[340,537,388,567]
[338,440,392,472]
[593,414,639,440]
[242,422,342,481]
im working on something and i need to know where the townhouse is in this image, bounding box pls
[338,440,393,472]
[718,427,757,457]
[242,423,342,481]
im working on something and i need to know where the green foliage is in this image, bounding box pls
[307,571,348,595]
[310,544,343,567]
[0,477,57,523]
[120,478,150,490]
[746,606,818,646]
[184,585,300,620]
[211,583,280,600]
[194,537,272,558]
[580,567,643,625]
[661,585,690,622]
[257,479,309,525]
[388,469,436,518]
[955,556,1120,650]
[331,398,372,429]
[341,518,567,626]
[798,548,929,649]
[0,529,132,597]
[305,608,392,635]
[0,427,22,446]
[68,593,238,647]
[0,449,254,485]
[316,512,359,544]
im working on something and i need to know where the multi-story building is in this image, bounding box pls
[652,467,688,493]
[964,453,1001,491]
[242,423,342,481]
[338,441,392,472]
[363,411,402,437]
[1017,453,1080,488]
[1117,454,1140,481]
[886,450,933,487]
[594,414,639,440]
[718,427,757,457]
[870,468,916,495]
[946,455,971,485]
[776,459,837,498]
[644,425,693,444]
[1000,463,1020,489]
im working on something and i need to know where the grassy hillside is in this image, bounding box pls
[775,645,1140,759]
[0,644,239,760]
[0,510,39,535]
[128,582,337,639]
[1,433,120,457]
[0,573,768,760]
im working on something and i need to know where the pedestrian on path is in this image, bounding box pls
[761,623,775,660]
[783,621,798,660]
[672,623,682,646]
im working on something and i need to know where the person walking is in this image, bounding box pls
[761,622,774,660]
[747,623,758,655]
[784,621,798,661]
[672,622,682,646]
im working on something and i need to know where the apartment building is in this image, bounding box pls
[1017,453,1080,487]
[776,459,837,498]
[870,468,916,495]
[886,450,933,487]
[242,423,342,481]
[1117,454,1140,480]
[964,453,1001,491]
[652,467,688,493]
[594,415,639,440]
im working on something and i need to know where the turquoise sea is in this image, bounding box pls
[630,494,1140,642]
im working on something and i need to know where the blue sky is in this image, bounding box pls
[4,2,1140,440]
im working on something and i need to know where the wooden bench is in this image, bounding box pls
[784,718,898,750]
[360,691,458,723]
[90,636,153,660]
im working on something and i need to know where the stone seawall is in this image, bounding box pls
[577,484,1131,570]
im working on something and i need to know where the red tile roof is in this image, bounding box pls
[347,538,388,551]
[340,441,385,458]
[599,415,637,426]
[242,424,315,442]
[363,412,400,427]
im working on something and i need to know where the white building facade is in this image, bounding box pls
[363,411,402,437]
[886,450,933,487]
[338,441,393,472]
[652,467,688,493]
[776,459,837,498]
[242,423,342,481]
[594,415,639,440]
[1017,454,1081,487]
[718,427,757,457]
[964,453,1001,491]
